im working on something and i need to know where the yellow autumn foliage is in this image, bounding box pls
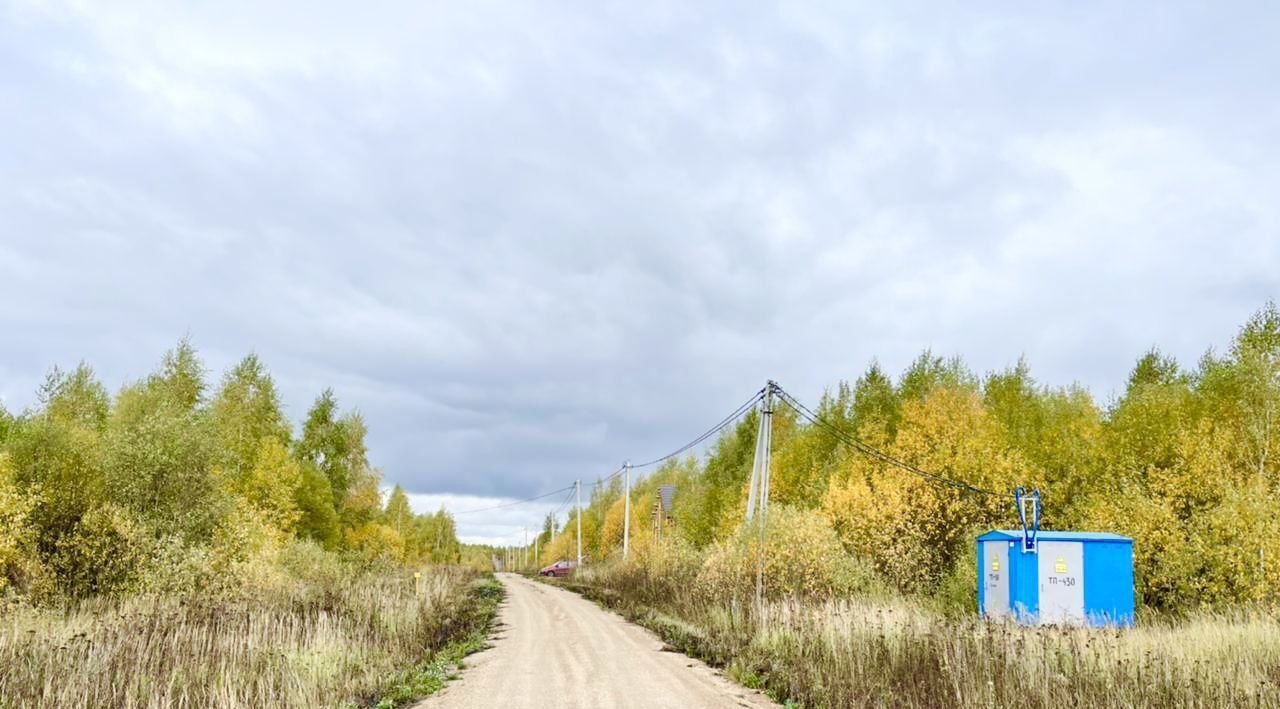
[0,455,38,596]
[601,496,651,560]
[344,522,406,566]
[52,503,143,596]
[540,523,578,568]
[225,438,303,534]
[213,496,293,568]
[822,386,1026,592]
[696,505,877,602]
[1077,488,1195,607]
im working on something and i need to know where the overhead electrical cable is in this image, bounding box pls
[772,384,1012,499]
[452,483,577,515]
[551,486,577,517]
[630,386,768,469]
[590,466,625,487]
[453,386,766,521]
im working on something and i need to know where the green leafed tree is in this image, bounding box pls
[673,412,758,548]
[149,337,206,412]
[232,438,303,534]
[0,402,15,446]
[101,344,222,542]
[7,364,110,552]
[1228,301,1280,483]
[38,363,110,432]
[384,485,412,534]
[539,510,557,548]
[211,354,291,479]
[770,385,846,509]
[418,508,461,564]
[294,463,341,548]
[851,361,901,440]
[898,351,976,404]
[1106,348,1194,484]
[295,390,370,515]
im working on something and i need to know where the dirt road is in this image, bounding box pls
[415,573,775,709]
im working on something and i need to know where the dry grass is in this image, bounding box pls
[0,567,490,709]
[571,564,1280,708]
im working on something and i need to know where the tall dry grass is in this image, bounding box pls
[0,566,488,709]
[571,563,1280,708]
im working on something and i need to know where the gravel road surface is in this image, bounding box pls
[414,573,775,709]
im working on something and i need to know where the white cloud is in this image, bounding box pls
[2,0,1277,541]
[405,492,569,547]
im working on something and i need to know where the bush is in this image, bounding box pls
[635,535,703,600]
[278,538,348,587]
[134,534,218,595]
[0,454,51,599]
[929,534,978,616]
[695,505,882,603]
[345,522,407,567]
[51,504,143,597]
[211,496,290,568]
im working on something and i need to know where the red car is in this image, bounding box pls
[539,560,576,577]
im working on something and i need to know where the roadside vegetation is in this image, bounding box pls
[563,539,1280,707]
[0,566,500,709]
[0,341,486,708]
[534,302,1280,706]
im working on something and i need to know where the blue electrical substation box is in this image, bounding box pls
[976,529,1135,627]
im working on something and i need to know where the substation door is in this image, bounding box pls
[1037,541,1084,624]
[982,541,1009,619]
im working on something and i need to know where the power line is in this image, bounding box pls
[452,484,578,515]
[589,467,625,487]
[452,386,764,523]
[772,384,1012,499]
[631,387,767,469]
[552,486,576,517]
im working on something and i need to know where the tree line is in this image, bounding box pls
[541,303,1280,611]
[0,340,459,600]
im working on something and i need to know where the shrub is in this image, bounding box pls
[134,534,218,595]
[278,538,348,587]
[51,504,143,597]
[696,505,881,603]
[929,533,978,616]
[346,522,407,567]
[636,534,703,597]
[0,454,50,598]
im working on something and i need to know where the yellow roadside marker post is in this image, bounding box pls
[414,571,421,596]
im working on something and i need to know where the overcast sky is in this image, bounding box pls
[2,1,1277,544]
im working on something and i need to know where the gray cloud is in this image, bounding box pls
[2,1,1278,542]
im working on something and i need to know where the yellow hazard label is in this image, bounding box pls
[1054,557,1067,574]
[991,560,1000,572]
